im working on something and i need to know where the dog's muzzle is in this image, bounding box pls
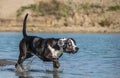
[74,47,79,53]
[65,47,79,54]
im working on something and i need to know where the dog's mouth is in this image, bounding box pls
[65,47,79,54]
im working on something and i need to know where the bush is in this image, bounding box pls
[80,3,102,10]
[107,5,120,11]
[17,0,71,19]
[99,19,111,27]
[17,4,36,17]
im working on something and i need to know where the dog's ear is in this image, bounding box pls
[58,38,67,47]
[58,39,64,46]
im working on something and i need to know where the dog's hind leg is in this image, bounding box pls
[15,42,26,68]
[15,52,33,68]
[15,53,33,72]
[15,42,33,69]
[15,52,33,72]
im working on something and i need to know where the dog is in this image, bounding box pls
[15,13,79,69]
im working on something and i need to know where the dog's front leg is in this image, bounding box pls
[53,58,60,68]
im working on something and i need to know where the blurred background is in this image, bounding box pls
[0,0,120,33]
[0,1,120,78]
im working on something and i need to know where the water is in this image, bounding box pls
[0,33,120,78]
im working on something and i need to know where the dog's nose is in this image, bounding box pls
[75,47,79,52]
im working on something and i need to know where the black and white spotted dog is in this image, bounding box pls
[15,13,79,70]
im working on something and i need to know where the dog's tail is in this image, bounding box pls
[23,13,28,37]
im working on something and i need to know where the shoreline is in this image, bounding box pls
[0,31,120,34]
[0,30,120,34]
[0,0,119,34]
[0,26,120,34]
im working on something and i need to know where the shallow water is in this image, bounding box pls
[0,33,120,78]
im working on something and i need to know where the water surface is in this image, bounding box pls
[0,33,120,78]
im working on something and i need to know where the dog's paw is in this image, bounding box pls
[53,60,60,68]
[15,64,24,72]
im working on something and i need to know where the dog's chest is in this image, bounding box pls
[48,45,63,58]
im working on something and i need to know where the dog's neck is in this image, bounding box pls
[48,44,63,59]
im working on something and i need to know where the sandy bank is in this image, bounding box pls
[0,0,120,33]
[0,0,34,19]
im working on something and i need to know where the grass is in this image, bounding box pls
[17,0,71,19]
[99,19,111,27]
[80,3,102,10]
[17,1,104,18]
[107,5,120,11]
[17,4,36,17]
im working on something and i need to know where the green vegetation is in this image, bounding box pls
[17,1,103,18]
[17,4,36,17]
[107,5,120,11]
[99,19,111,27]
[17,0,71,19]
[80,3,102,10]
[38,0,71,18]
[16,0,119,30]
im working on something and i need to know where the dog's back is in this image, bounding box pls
[15,13,79,70]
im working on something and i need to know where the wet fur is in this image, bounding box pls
[16,14,63,69]
[15,13,79,70]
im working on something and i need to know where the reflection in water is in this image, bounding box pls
[16,71,33,78]
[15,57,61,78]
[53,68,60,78]
[16,68,61,78]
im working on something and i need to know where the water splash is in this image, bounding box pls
[16,57,35,73]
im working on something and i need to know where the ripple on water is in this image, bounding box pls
[0,33,120,78]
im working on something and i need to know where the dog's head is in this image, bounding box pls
[58,38,79,54]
